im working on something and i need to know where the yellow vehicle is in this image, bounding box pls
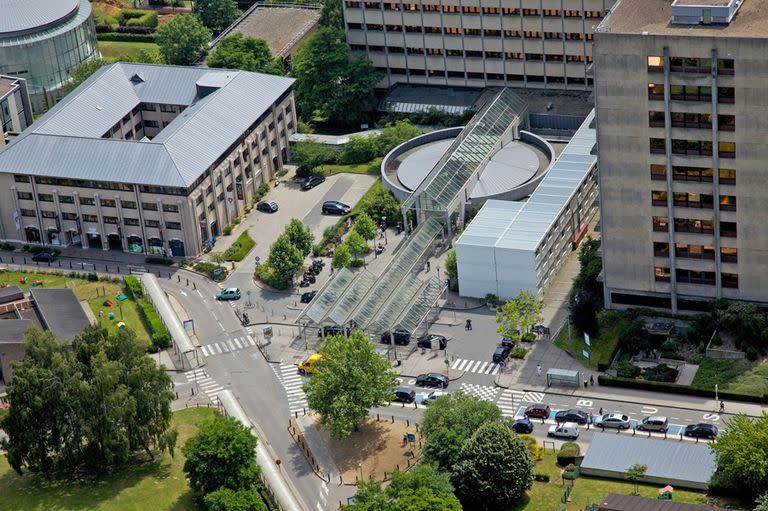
[298,353,325,374]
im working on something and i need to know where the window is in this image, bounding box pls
[652,216,668,232]
[160,104,176,113]
[650,164,666,180]
[163,204,180,213]
[141,103,157,112]
[142,202,158,211]
[721,221,737,237]
[721,247,738,263]
[61,212,78,220]
[20,209,36,217]
[100,198,116,208]
[80,197,96,206]
[651,190,667,206]
[676,269,716,286]
[674,192,714,209]
[145,219,161,228]
[41,210,56,219]
[103,216,119,224]
[144,120,159,128]
[82,214,98,223]
[674,218,713,234]
[653,242,669,257]
[38,193,54,202]
[17,191,33,200]
[648,83,665,100]
[722,273,739,288]
[121,200,137,209]
[655,267,671,282]
[14,175,30,183]
[648,111,665,127]
[719,195,737,211]
[166,221,182,230]
[59,195,74,204]
[719,141,736,158]
[123,217,139,226]
[675,243,715,260]
[647,55,663,72]
[718,59,735,75]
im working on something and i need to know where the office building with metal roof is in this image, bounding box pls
[0,0,99,112]
[0,75,32,148]
[455,110,598,299]
[0,63,297,257]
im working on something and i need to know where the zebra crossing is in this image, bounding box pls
[450,358,501,375]
[271,363,309,415]
[459,383,499,401]
[497,389,527,417]
[200,333,257,357]
[185,368,224,402]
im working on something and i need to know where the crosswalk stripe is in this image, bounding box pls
[454,359,466,371]
[247,335,256,346]
[205,387,224,395]
[199,381,220,389]
[478,362,489,374]
[233,338,243,349]
[220,343,230,353]
[451,359,461,370]
[227,340,237,350]
[490,364,500,375]
[471,360,483,372]
[201,345,210,357]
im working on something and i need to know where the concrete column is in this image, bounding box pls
[73,191,88,249]
[52,190,64,247]
[93,192,108,250]
[156,198,167,252]
[710,48,722,298]
[115,194,128,252]
[134,188,148,254]
[662,47,678,313]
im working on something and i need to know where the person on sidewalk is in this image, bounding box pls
[536,364,542,377]
[465,319,472,330]
[720,400,725,413]
[590,375,594,386]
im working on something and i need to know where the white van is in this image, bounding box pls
[547,422,580,439]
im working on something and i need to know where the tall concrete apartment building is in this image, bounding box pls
[0,75,32,147]
[343,0,614,90]
[595,0,764,311]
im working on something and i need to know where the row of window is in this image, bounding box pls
[17,191,181,213]
[651,191,737,211]
[655,267,738,288]
[649,139,736,159]
[22,208,183,230]
[647,56,735,75]
[377,66,591,83]
[647,84,735,103]
[348,23,594,41]
[648,112,735,131]
[356,44,591,62]
[649,165,736,184]
[653,242,738,263]
[652,216,737,237]
[346,2,603,17]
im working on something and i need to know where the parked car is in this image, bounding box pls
[215,287,241,300]
[381,329,411,345]
[256,200,279,213]
[415,372,449,389]
[298,353,325,374]
[492,344,512,363]
[319,325,347,337]
[322,200,351,215]
[548,422,580,439]
[416,334,447,350]
[638,416,669,432]
[301,174,326,190]
[300,291,318,303]
[500,337,515,348]
[512,417,534,434]
[393,386,416,403]
[684,423,718,439]
[596,413,631,429]
[524,403,551,420]
[32,251,56,262]
[555,409,590,425]
[422,390,447,405]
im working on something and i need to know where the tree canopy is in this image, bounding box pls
[291,141,337,178]
[156,14,212,65]
[625,464,647,495]
[353,212,377,242]
[193,0,240,34]
[496,290,543,341]
[2,326,176,475]
[204,488,267,511]
[711,413,768,499]
[304,330,398,438]
[331,244,351,269]
[319,0,344,30]
[266,233,304,284]
[344,231,368,259]
[285,218,314,256]
[358,184,401,227]
[348,464,461,511]
[208,33,283,75]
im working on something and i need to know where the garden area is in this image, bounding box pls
[554,309,628,371]
[98,40,160,60]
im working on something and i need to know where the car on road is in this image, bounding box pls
[416,334,447,350]
[500,337,515,348]
[415,372,449,389]
[298,353,325,374]
[512,417,534,434]
[596,413,631,429]
[322,200,351,215]
[215,287,241,300]
[420,390,447,405]
[638,416,669,432]
[301,175,326,190]
[684,423,718,439]
[32,251,57,262]
[393,386,416,403]
[492,344,512,363]
[256,200,279,213]
[300,291,317,303]
[548,422,579,439]
[555,409,590,425]
[381,329,411,345]
[524,403,551,420]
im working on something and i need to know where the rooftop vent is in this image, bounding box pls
[670,0,744,25]
[129,72,145,83]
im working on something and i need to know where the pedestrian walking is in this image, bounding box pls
[536,364,542,377]
[719,400,725,413]
[465,319,472,330]
[426,261,431,271]
[590,375,595,386]
[599,407,603,416]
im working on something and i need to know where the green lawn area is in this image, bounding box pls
[98,41,160,62]
[692,357,768,396]
[513,451,711,511]
[321,157,383,176]
[553,310,628,370]
[0,407,214,511]
[0,271,150,346]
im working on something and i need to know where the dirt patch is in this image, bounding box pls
[314,414,421,482]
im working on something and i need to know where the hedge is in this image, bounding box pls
[118,10,158,28]
[556,442,580,466]
[137,298,171,350]
[224,231,255,261]
[194,261,228,281]
[598,375,768,404]
[145,256,174,265]
[254,264,289,290]
[124,275,143,298]
[97,32,157,43]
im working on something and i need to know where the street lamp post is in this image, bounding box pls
[715,383,719,402]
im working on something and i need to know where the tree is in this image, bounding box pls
[755,493,768,511]
[208,33,283,75]
[625,464,647,495]
[339,136,379,165]
[291,141,337,178]
[193,0,240,33]
[376,121,422,156]
[358,184,401,227]
[267,233,304,284]
[444,250,458,290]
[332,244,351,269]
[421,392,502,471]
[204,488,267,511]
[571,237,603,302]
[496,290,543,341]
[353,212,377,242]
[209,251,226,267]
[344,231,368,260]
[452,421,533,510]
[285,218,314,256]
[620,319,652,355]
[319,0,344,29]
[182,415,261,496]
[348,464,461,511]
[64,59,106,93]
[304,331,398,438]
[156,14,212,65]
[569,290,600,336]
[711,413,768,499]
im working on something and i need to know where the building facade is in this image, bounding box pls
[595,0,762,311]
[0,0,100,112]
[0,76,32,147]
[343,0,614,90]
[0,63,296,258]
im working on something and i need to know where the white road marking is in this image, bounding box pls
[247,335,256,346]
[196,289,203,297]
[477,362,489,374]
[180,290,187,296]
[227,340,237,350]
[200,345,210,357]
[233,338,243,349]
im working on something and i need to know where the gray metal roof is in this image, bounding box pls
[0,63,294,188]
[0,319,33,344]
[30,288,90,341]
[0,0,79,36]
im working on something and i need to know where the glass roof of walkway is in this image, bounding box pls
[401,88,528,215]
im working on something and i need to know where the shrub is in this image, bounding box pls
[533,472,550,482]
[518,434,543,461]
[21,245,30,252]
[521,332,536,342]
[87,273,99,282]
[254,182,270,201]
[194,261,228,281]
[97,32,157,43]
[339,135,378,164]
[145,256,173,265]
[115,25,155,34]
[223,231,255,262]
[350,258,365,268]
[556,442,580,466]
[510,347,527,359]
[254,264,289,290]
[563,463,580,480]
[223,225,233,236]
[485,293,499,307]
[615,361,642,379]
[642,363,678,383]
[0,242,15,251]
[95,24,114,32]
[124,276,143,298]
[118,9,159,28]
[311,243,322,257]
[746,346,760,361]
[28,246,60,255]
[137,298,171,350]
[660,350,685,361]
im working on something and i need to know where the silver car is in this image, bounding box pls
[596,413,631,429]
[638,415,668,432]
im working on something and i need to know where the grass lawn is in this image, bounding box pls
[321,157,383,176]
[692,357,768,396]
[99,41,160,62]
[0,407,214,511]
[553,310,629,370]
[512,451,711,511]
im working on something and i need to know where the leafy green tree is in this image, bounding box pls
[452,421,533,510]
[204,487,267,511]
[182,415,260,496]
[64,59,106,93]
[444,250,458,290]
[755,493,768,511]
[285,218,314,256]
[193,0,240,33]
[332,244,351,269]
[267,233,304,284]
[208,33,283,74]
[569,289,600,336]
[344,231,368,260]
[209,251,226,267]
[376,121,422,155]
[291,141,337,178]
[157,14,212,65]
[349,464,461,511]
[496,290,543,341]
[620,319,652,355]
[712,413,768,498]
[353,212,377,242]
[304,331,398,438]
[625,464,647,495]
[339,136,378,165]
[421,392,502,471]
[319,0,344,29]
[358,184,401,226]
[572,237,603,302]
